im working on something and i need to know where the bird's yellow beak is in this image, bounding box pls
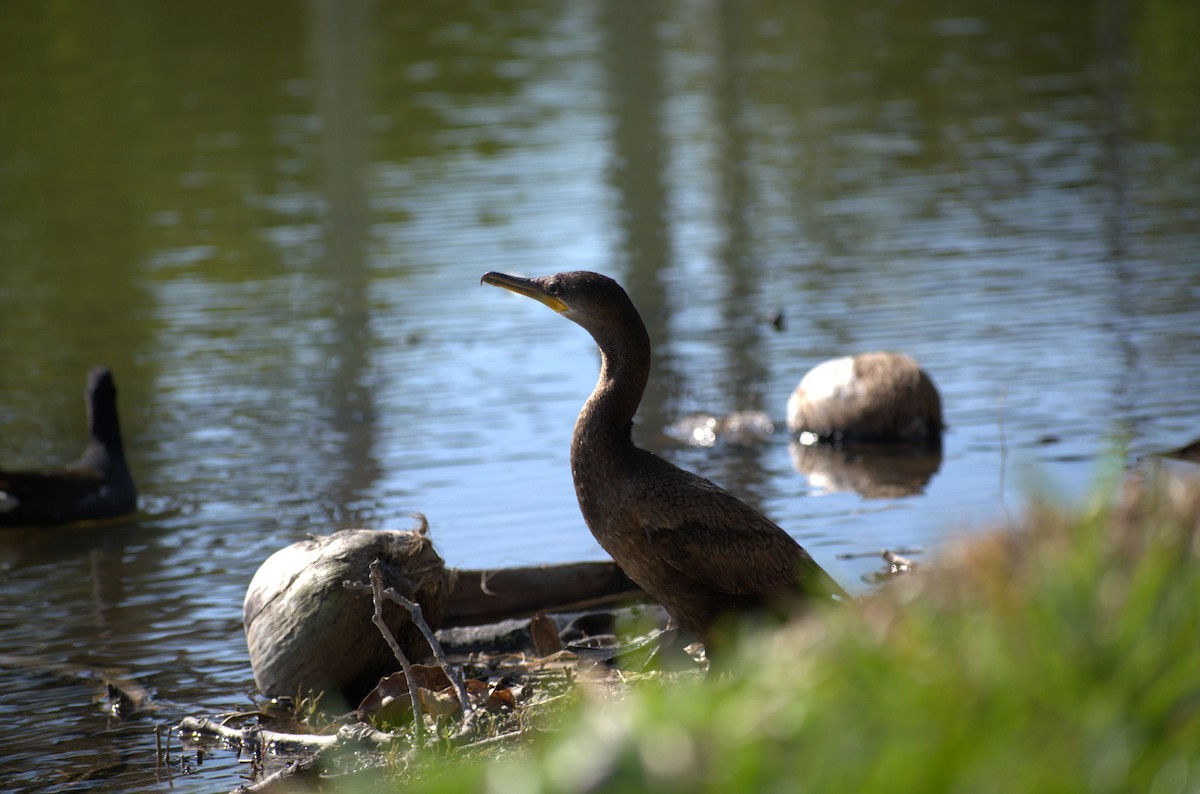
[481,271,568,313]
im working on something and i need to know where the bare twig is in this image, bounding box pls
[181,720,408,794]
[345,559,479,739]
[177,716,398,754]
[366,559,426,742]
[458,729,524,751]
[232,754,323,794]
[378,581,477,738]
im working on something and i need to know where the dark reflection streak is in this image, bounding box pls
[1096,0,1138,444]
[90,544,125,627]
[601,0,675,448]
[716,0,753,279]
[1096,0,1130,264]
[712,0,772,507]
[308,0,380,525]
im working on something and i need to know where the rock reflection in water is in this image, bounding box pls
[789,440,943,499]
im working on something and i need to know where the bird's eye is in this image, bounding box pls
[545,282,560,296]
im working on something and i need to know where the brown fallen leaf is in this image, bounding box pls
[488,684,516,710]
[418,686,460,720]
[357,664,454,723]
[464,678,491,698]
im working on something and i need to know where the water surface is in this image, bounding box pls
[1,0,1198,790]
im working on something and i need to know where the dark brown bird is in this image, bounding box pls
[0,367,137,527]
[482,271,846,646]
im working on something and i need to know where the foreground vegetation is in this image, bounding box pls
[411,465,1200,793]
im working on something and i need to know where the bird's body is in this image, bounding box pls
[483,271,845,644]
[0,367,137,527]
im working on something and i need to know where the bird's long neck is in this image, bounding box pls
[79,390,127,471]
[572,317,651,463]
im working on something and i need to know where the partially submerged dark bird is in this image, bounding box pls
[483,271,846,646]
[0,367,137,527]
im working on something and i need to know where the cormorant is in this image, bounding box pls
[483,271,846,647]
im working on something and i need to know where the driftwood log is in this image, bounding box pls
[445,561,644,626]
[244,523,647,706]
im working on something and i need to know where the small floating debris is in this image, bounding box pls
[838,547,924,584]
[664,411,776,447]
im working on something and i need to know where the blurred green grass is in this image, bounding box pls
[417,466,1200,793]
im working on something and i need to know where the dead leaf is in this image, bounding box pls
[357,664,454,723]
[488,686,515,710]
[464,678,490,698]
[418,687,460,720]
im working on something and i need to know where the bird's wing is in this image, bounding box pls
[638,516,806,596]
[633,486,846,601]
[628,454,848,600]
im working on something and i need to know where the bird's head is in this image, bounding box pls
[481,270,639,340]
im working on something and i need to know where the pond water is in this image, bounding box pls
[1,0,1198,790]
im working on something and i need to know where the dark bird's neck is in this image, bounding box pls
[571,305,652,466]
[77,387,127,472]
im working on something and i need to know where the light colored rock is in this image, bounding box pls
[787,352,942,445]
[244,526,448,705]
